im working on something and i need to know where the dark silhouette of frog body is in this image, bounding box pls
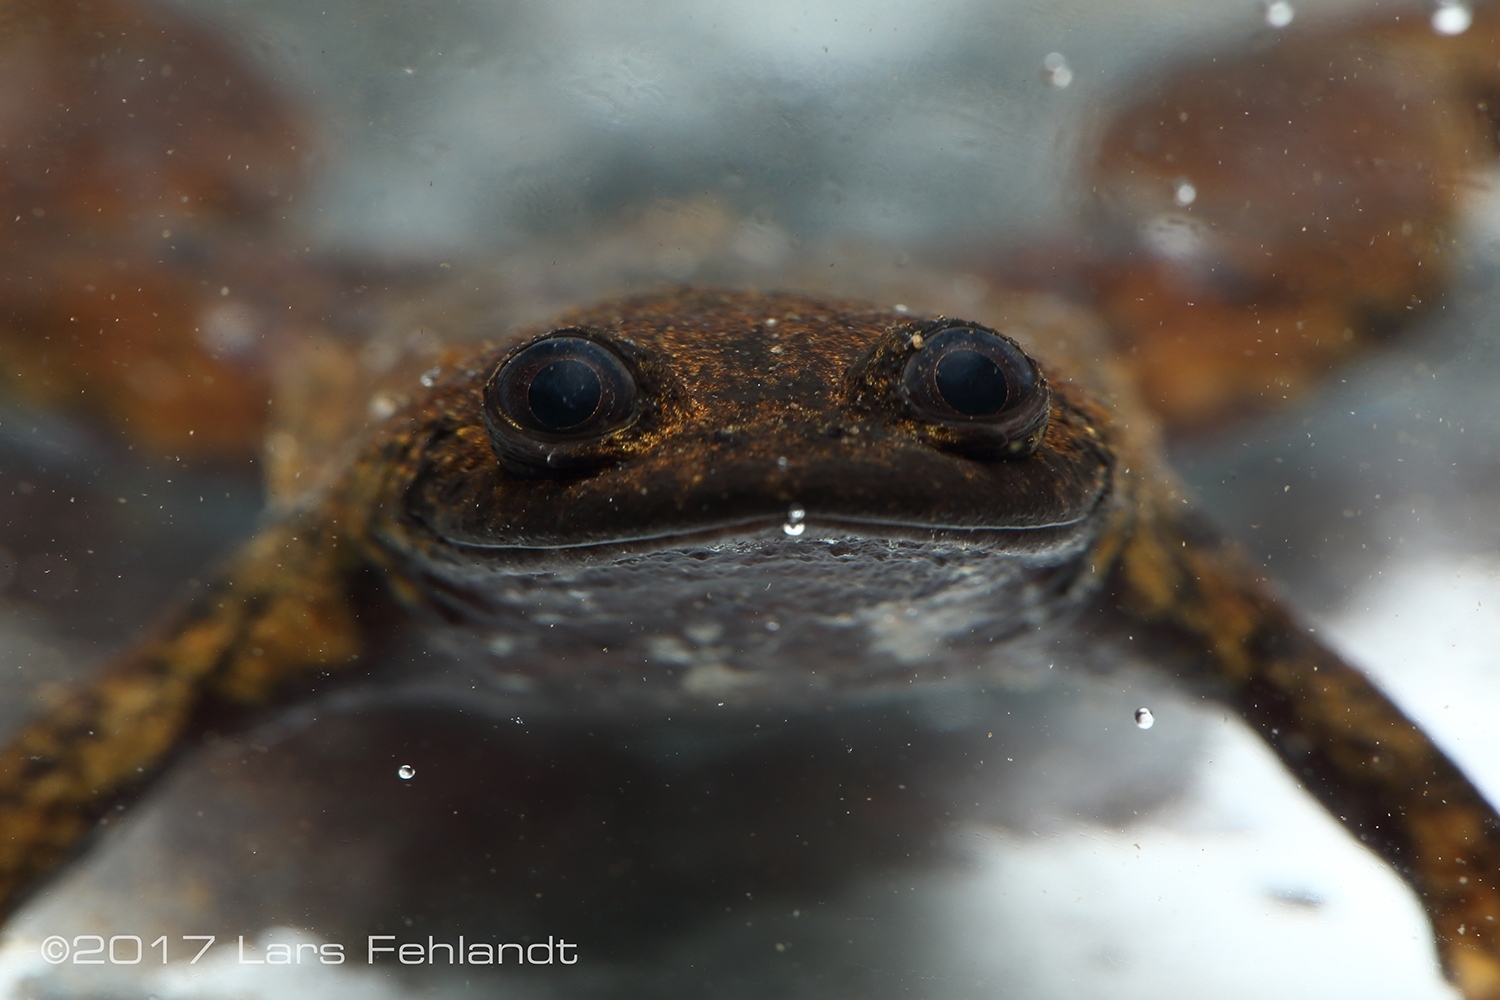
[3,288,1500,995]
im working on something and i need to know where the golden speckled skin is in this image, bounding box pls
[0,288,1498,995]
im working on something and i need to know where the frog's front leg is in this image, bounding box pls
[0,518,363,917]
[1100,502,1500,998]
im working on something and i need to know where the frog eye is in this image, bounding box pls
[887,323,1050,459]
[901,326,1038,421]
[482,332,640,474]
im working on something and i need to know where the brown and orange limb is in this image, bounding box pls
[1104,486,1500,997]
[0,517,363,914]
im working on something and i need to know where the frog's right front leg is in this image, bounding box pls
[0,518,364,917]
[1096,499,1500,998]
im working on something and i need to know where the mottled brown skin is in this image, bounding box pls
[7,0,1500,991]
[1,288,1498,994]
[1106,504,1500,996]
[1083,2,1500,432]
[11,0,1500,453]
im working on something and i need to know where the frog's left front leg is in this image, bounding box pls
[1095,502,1500,998]
[0,517,366,917]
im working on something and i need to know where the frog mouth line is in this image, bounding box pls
[427,505,1105,555]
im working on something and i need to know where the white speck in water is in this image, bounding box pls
[367,393,400,421]
[1432,1,1471,34]
[397,764,416,780]
[1042,52,1072,89]
[1265,1,1294,28]
[783,504,806,537]
[1173,180,1197,207]
[512,716,524,726]
[419,366,441,388]
[1135,707,1155,730]
[776,456,790,471]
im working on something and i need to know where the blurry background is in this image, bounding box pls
[2,0,1499,996]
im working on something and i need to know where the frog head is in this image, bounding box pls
[367,289,1116,559]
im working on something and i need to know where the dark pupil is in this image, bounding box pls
[934,349,1008,416]
[528,359,602,430]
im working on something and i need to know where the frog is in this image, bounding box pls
[1,282,1498,995]
[3,0,1500,996]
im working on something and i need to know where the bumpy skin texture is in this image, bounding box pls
[0,289,1498,995]
[10,0,1500,456]
[6,0,1500,995]
[6,0,1500,463]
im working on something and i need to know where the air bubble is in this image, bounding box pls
[397,764,416,780]
[783,504,806,537]
[1173,180,1197,207]
[1265,1,1294,28]
[1134,707,1155,730]
[1042,52,1073,89]
[1432,1,1471,34]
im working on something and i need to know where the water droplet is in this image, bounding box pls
[783,504,806,537]
[1173,180,1197,207]
[419,366,441,388]
[1134,707,1155,730]
[1433,1,1471,34]
[1264,1,1294,28]
[397,764,416,780]
[1042,52,1072,89]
